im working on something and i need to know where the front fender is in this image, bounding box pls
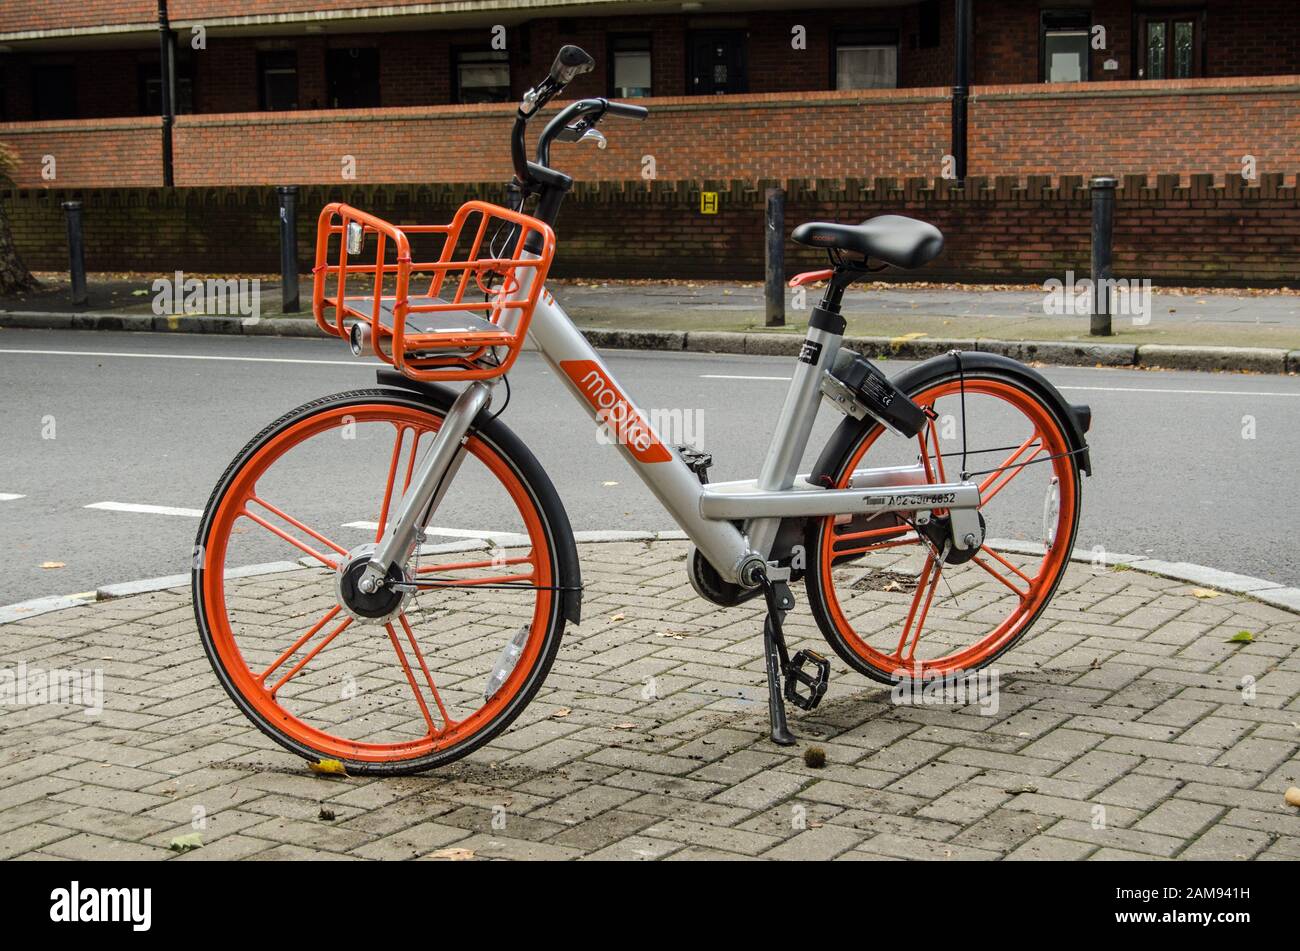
[811,350,1092,485]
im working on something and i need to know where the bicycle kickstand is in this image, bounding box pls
[759,574,798,746]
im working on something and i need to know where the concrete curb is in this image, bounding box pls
[1,529,1294,626]
[3,310,1296,374]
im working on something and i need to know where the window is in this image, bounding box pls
[610,34,652,98]
[835,30,899,89]
[327,47,380,109]
[32,64,77,120]
[455,49,510,103]
[917,0,941,49]
[1041,11,1090,83]
[257,51,298,111]
[688,31,747,95]
[138,50,195,116]
[1139,11,1202,79]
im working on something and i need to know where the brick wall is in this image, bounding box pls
[970,76,1300,180]
[0,1,155,35]
[5,76,1297,190]
[5,173,1296,287]
[167,86,951,186]
[0,117,163,187]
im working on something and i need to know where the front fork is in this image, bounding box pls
[357,380,494,594]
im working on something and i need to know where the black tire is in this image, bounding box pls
[804,364,1084,685]
[193,387,579,775]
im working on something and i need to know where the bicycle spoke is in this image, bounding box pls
[374,424,413,543]
[922,415,947,484]
[977,432,1042,501]
[398,613,455,728]
[832,524,915,561]
[971,552,1029,600]
[981,544,1036,586]
[259,605,343,684]
[894,554,936,658]
[267,614,353,697]
[242,496,347,569]
[383,621,439,738]
[415,553,533,575]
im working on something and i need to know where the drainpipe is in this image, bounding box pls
[951,0,971,185]
[158,0,175,186]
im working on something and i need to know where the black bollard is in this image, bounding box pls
[61,201,87,306]
[1089,176,1117,337]
[764,186,785,328]
[277,185,300,314]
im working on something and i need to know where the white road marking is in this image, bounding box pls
[1056,384,1300,398]
[701,373,1300,397]
[701,374,795,381]
[0,493,25,502]
[86,501,204,518]
[0,348,375,368]
[344,522,528,544]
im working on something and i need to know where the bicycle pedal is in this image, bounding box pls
[784,649,830,711]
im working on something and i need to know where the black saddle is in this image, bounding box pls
[791,215,944,270]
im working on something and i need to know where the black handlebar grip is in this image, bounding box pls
[604,101,649,120]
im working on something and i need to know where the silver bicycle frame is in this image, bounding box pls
[364,266,981,588]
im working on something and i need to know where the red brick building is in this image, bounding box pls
[1,1,1297,188]
[1,2,1296,286]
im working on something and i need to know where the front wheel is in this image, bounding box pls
[193,388,574,774]
[805,365,1083,684]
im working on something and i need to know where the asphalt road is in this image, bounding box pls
[1,327,1298,604]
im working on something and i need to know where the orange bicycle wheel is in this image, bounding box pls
[193,389,574,774]
[806,368,1082,684]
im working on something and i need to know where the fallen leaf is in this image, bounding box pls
[169,833,203,852]
[309,758,349,777]
[1191,588,1220,599]
[319,807,337,821]
[1227,631,1254,644]
[608,613,625,622]
[612,722,637,730]
[429,847,475,861]
[39,561,65,569]
[551,707,571,719]
[656,630,687,640]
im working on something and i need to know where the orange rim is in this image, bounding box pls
[200,403,554,764]
[817,378,1079,679]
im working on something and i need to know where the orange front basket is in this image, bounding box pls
[312,200,557,381]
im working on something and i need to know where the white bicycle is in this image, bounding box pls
[194,46,1092,773]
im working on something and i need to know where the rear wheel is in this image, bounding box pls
[193,389,571,774]
[805,368,1082,684]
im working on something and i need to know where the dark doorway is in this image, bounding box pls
[32,64,77,119]
[327,47,380,109]
[688,30,747,95]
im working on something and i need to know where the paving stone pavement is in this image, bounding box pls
[0,539,1297,861]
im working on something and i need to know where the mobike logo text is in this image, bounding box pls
[560,360,671,463]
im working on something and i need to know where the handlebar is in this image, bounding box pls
[510,46,649,190]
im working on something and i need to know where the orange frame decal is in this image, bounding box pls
[560,360,671,463]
